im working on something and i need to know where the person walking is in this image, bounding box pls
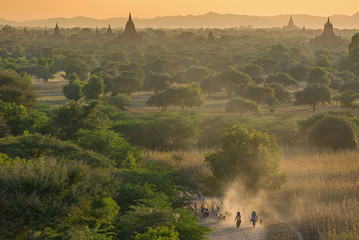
[234,211,242,228]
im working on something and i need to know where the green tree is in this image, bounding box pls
[307,66,330,86]
[266,83,291,102]
[266,72,298,87]
[205,125,287,191]
[220,67,252,97]
[77,127,141,167]
[307,116,358,152]
[111,71,144,95]
[225,98,258,114]
[63,73,83,102]
[181,66,212,83]
[82,75,105,101]
[106,93,132,110]
[339,81,359,92]
[337,90,359,108]
[200,74,222,97]
[145,72,172,94]
[0,70,36,108]
[244,86,274,104]
[242,63,265,84]
[63,56,91,80]
[289,65,309,82]
[134,226,179,240]
[294,84,332,112]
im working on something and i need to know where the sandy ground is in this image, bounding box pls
[200,213,266,240]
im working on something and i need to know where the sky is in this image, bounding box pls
[1,0,358,21]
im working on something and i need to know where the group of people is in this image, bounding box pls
[188,199,222,217]
[234,211,260,228]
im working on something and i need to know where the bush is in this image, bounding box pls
[106,93,132,110]
[111,111,200,150]
[307,116,358,151]
[225,98,259,114]
[0,158,120,239]
[0,134,112,167]
[77,127,141,168]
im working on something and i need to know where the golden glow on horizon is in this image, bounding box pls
[1,0,358,21]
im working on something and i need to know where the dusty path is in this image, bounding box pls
[200,214,266,240]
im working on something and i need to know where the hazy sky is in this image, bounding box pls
[1,0,359,21]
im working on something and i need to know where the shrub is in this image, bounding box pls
[205,125,287,191]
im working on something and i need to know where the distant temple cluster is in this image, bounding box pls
[49,13,143,45]
[309,17,344,48]
[37,14,345,48]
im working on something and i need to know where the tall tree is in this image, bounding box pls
[294,84,332,112]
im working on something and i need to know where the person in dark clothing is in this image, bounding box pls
[234,211,241,228]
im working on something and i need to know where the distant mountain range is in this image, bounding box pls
[1,12,359,29]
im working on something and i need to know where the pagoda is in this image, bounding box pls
[52,23,64,40]
[310,18,344,48]
[106,24,113,35]
[119,13,143,45]
[207,30,216,44]
[283,16,298,29]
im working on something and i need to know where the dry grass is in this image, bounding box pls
[276,148,359,240]
[263,219,299,240]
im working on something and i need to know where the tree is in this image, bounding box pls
[266,83,291,102]
[347,33,359,75]
[337,90,359,108]
[289,65,309,82]
[265,97,280,113]
[220,67,252,97]
[146,84,204,110]
[134,226,179,240]
[82,75,104,101]
[225,98,258,114]
[111,111,200,150]
[266,72,298,87]
[307,67,330,86]
[242,63,265,84]
[307,116,357,151]
[106,93,132,110]
[52,102,109,140]
[145,72,171,94]
[63,56,91,80]
[77,127,141,167]
[183,82,205,109]
[294,84,332,112]
[244,86,274,104]
[0,70,36,108]
[205,125,287,191]
[252,58,279,74]
[200,74,222,97]
[339,81,359,92]
[63,73,82,102]
[111,71,144,95]
[181,66,212,83]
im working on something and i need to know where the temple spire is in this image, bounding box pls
[129,12,132,21]
[327,17,330,23]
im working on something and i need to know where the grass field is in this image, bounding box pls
[35,77,341,118]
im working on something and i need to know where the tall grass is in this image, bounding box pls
[146,147,359,239]
[277,148,359,240]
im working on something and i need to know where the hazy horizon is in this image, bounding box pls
[1,0,359,21]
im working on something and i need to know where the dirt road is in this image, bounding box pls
[200,215,266,240]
